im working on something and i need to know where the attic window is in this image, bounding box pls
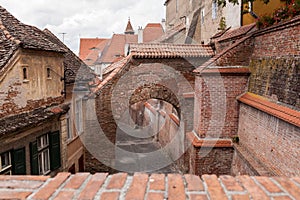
[47,68,51,78]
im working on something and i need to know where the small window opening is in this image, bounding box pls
[47,68,51,78]
[23,67,27,80]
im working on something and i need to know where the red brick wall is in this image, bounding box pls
[189,147,234,176]
[194,72,249,138]
[238,104,300,176]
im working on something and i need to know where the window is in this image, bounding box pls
[212,0,218,19]
[47,68,51,78]
[37,135,50,175]
[201,9,205,24]
[23,67,28,80]
[66,111,73,140]
[75,99,83,134]
[30,132,61,175]
[0,152,12,175]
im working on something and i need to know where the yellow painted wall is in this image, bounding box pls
[243,0,286,25]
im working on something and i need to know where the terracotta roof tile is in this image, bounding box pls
[0,6,66,72]
[0,103,70,136]
[214,23,256,42]
[143,23,164,43]
[79,38,110,65]
[99,34,137,63]
[130,43,214,58]
[92,55,131,95]
[238,92,300,127]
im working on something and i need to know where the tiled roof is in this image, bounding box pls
[0,6,66,71]
[43,29,95,82]
[98,34,137,63]
[214,23,256,42]
[92,55,131,95]
[238,92,300,127]
[0,103,69,136]
[102,56,130,75]
[1,172,300,200]
[129,43,214,58]
[79,38,109,65]
[143,23,164,43]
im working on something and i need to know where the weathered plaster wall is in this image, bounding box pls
[0,49,65,118]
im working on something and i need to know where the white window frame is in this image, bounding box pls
[37,134,50,175]
[75,99,83,134]
[0,151,12,175]
[66,111,73,140]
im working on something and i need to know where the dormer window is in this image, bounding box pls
[47,68,51,78]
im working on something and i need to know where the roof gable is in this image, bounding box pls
[0,6,66,71]
[79,38,110,65]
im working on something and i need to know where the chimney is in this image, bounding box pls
[138,26,143,43]
[161,18,166,32]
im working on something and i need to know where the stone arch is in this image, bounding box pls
[129,83,181,118]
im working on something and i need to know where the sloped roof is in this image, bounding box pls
[79,38,109,65]
[238,92,300,128]
[43,29,95,82]
[93,55,131,95]
[0,6,66,71]
[98,34,137,63]
[143,23,164,43]
[129,43,214,58]
[0,103,69,136]
[213,23,256,42]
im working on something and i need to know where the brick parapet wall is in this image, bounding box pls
[238,103,300,176]
[1,172,299,200]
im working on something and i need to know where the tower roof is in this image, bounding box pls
[125,18,134,35]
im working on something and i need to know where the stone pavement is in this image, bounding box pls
[0,172,300,200]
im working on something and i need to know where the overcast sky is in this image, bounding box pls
[0,0,166,54]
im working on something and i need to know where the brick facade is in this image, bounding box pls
[238,104,300,176]
[193,68,250,138]
[1,172,299,200]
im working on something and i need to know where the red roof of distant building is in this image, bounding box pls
[143,23,164,43]
[79,38,109,65]
[99,34,137,63]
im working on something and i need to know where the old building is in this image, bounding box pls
[0,6,94,176]
[164,0,287,44]
[43,29,95,174]
[79,19,164,79]
[0,6,68,176]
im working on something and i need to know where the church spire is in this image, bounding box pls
[124,17,134,35]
